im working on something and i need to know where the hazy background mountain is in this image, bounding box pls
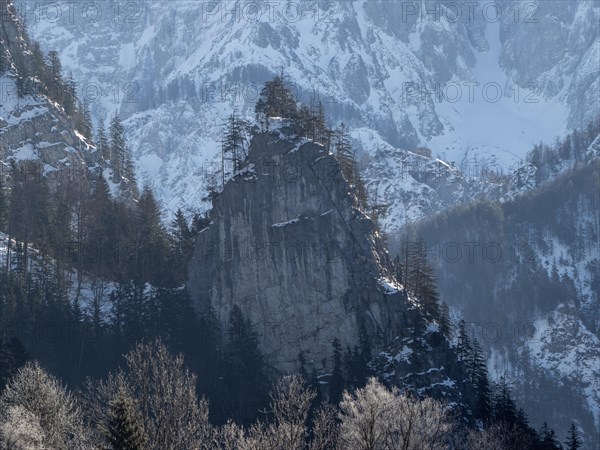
[27,0,599,220]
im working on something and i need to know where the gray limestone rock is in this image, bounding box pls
[188,129,410,373]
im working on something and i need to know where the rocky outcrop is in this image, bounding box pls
[0,75,100,191]
[187,124,414,373]
[0,0,134,199]
[186,124,473,414]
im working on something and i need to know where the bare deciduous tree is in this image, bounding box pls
[0,405,45,450]
[393,393,454,450]
[338,377,452,450]
[217,420,245,450]
[466,421,535,450]
[217,375,316,450]
[0,362,92,449]
[269,375,316,450]
[84,339,214,450]
[310,404,340,450]
[338,377,396,450]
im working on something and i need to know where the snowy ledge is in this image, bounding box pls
[378,276,402,295]
[271,217,300,227]
[266,116,291,130]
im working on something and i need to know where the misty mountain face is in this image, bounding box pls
[498,0,600,129]
[27,0,600,217]
[401,143,600,445]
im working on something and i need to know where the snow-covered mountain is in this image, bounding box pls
[27,0,600,220]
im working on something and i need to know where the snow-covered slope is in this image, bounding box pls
[0,232,116,318]
[0,75,95,180]
[27,0,600,220]
[408,156,600,445]
[1,0,134,199]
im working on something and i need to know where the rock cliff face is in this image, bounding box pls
[188,123,412,373]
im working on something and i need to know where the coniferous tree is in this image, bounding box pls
[80,100,93,140]
[367,188,388,229]
[75,100,85,137]
[190,212,211,236]
[171,208,191,245]
[62,73,77,116]
[333,123,368,209]
[8,163,50,279]
[222,113,250,177]
[30,41,47,86]
[334,123,355,185]
[223,305,268,423]
[296,103,313,138]
[86,174,115,277]
[46,50,62,83]
[493,376,518,426]
[335,322,372,391]
[13,46,29,96]
[358,320,372,365]
[106,388,147,450]
[355,176,368,212]
[132,186,168,286]
[122,144,137,185]
[193,307,223,407]
[104,114,137,187]
[456,319,472,362]
[343,346,356,389]
[0,338,29,390]
[298,351,309,382]
[169,208,193,279]
[255,75,298,122]
[564,422,581,450]
[393,254,403,287]
[408,238,441,320]
[118,282,146,344]
[0,176,6,231]
[45,50,71,110]
[466,338,483,383]
[470,338,492,422]
[313,101,327,143]
[329,338,344,404]
[439,301,451,336]
[97,119,110,160]
[109,114,124,164]
[539,422,562,450]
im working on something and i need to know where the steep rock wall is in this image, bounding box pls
[187,127,409,373]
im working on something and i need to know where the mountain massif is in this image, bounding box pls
[28,0,600,218]
[1,0,598,447]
